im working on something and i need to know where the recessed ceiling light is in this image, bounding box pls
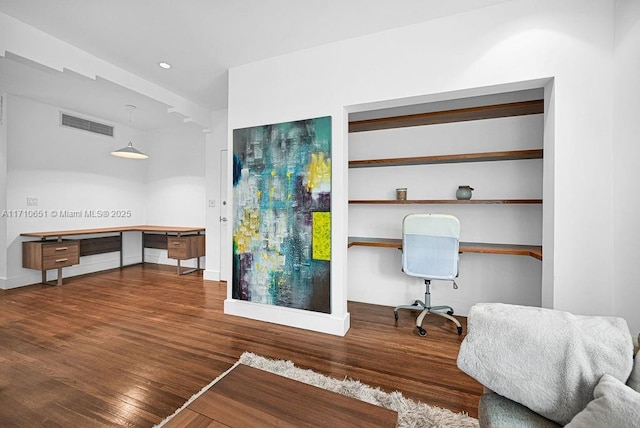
[158,61,171,69]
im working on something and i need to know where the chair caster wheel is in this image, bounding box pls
[417,327,427,337]
[394,311,398,321]
[457,326,463,335]
[447,309,454,315]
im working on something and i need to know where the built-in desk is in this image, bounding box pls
[348,236,542,260]
[22,225,205,285]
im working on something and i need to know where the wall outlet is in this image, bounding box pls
[27,197,38,207]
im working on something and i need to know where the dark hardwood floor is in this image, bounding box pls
[0,264,482,427]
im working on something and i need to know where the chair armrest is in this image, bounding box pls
[479,392,561,428]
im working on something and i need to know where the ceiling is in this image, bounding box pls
[0,0,512,130]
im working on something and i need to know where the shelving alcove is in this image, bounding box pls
[347,100,544,260]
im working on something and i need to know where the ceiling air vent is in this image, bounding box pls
[60,113,114,137]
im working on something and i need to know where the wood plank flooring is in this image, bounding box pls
[0,264,482,427]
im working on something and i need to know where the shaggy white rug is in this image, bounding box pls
[157,352,479,428]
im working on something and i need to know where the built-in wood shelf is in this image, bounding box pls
[348,237,542,260]
[349,99,544,133]
[349,199,542,205]
[349,149,543,168]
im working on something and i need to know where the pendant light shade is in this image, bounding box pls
[112,104,148,159]
[111,142,149,159]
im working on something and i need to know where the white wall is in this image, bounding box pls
[204,108,228,282]
[145,125,206,267]
[2,95,207,289]
[348,115,543,314]
[613,0,640,334]
[227,0,621,333]
[5,95,147,286]
[0,94,7,286]
[1,12,212,289]
[541,83,556,310]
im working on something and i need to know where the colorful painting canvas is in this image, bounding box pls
[232,116,331,313]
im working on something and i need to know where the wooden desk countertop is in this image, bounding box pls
[21,225,205,239]
[348,236,542,260]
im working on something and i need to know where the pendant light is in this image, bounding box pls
[111,105,148,159]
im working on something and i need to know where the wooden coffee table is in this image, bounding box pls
[163,364,398,427]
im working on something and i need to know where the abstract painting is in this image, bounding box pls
[232,116,331,313]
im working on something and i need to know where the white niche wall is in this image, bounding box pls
[347,113,543,315]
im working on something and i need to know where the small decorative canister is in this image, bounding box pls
[396,188,407,200]
[456,185,474,200]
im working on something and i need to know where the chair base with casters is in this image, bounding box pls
[394,279,463,337]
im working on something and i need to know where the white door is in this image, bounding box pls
[219,149,230,281]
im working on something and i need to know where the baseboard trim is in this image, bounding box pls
[4,255,142,289]
[224,299,350,336]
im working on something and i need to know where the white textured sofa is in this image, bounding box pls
[457,303,640,427]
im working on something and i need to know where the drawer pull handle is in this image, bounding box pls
[173,242,182,245]
[55,247,68,251]
[55,258,68,263]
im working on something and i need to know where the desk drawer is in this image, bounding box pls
[168,235,205,260]
[168,237,188,259]
[42,242,79,258]
[42,243,79,269]
[23,240,79,270]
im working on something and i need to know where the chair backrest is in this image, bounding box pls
[402,213,460,280]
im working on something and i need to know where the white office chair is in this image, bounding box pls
[394,213,463,336]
